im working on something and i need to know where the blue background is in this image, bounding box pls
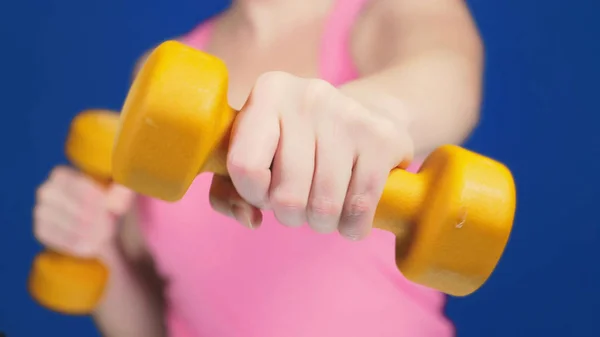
[1,0,598,336]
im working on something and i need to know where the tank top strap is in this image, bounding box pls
[319,0,372,86]
[178,18,216,50]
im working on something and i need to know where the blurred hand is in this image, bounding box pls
[209,71,413,240]
[34,166,135,258]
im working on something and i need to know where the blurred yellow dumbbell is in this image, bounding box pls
[29,109,119,314]
[113,41,516,296]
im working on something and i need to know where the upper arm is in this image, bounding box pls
[351,0,483,75]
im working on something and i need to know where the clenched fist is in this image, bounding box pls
[34,166,135,257]
[210,72,414,240]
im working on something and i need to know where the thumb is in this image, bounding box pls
[209,175,262,229]
[106,184,136,216]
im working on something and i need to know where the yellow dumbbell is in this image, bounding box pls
[29,110,119,314]
[113,41,516,296]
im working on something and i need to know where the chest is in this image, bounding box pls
[203,21,326,109]
[141,178,449,337]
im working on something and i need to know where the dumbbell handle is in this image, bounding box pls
[200,105,424,241]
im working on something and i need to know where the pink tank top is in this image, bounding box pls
[137,1,454,336]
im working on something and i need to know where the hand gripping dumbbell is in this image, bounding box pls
[112,41,516,296]
[29,110,120,314]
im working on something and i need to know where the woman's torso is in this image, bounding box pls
[137,0,454,336]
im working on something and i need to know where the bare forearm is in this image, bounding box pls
[341,48,482,156]
[93,213,166,337]
[345,0,483,157]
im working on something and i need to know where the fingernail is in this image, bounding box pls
[251,210,262,229]
[231,204,254,229]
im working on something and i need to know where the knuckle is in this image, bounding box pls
[337,102,371,133]
[226,157,270,207]
[306,78,333,96]
[32,205,46,222]
[32,217,86,255]
[308,197,343,218]
[33,219,58,247]
[35,184,52,201]
[363,119,414,164]
[270,190,307,213]
[50,166,74,181]
[343,99,368,117]
[304,79,335,112]
[374,120,399,142]
[345,194,375,219]
[227,157,260,179]
[255,71,294,93]
[378,126,414,165]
